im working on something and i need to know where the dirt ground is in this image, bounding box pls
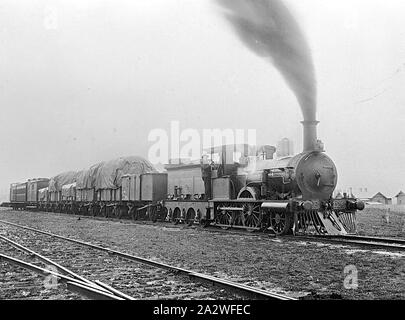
[0,208,403,300]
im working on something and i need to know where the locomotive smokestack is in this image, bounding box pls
[301,120,319,152]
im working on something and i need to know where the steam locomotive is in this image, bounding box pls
[6,120,364,236]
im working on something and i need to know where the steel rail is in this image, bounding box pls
[295,235,405,251]
[51,212,268,235]
[0,219,296,300]
[0,253,124,300]
[317,234,405,245]
[93,280,137,300]
[66,281,127,301]
[0,234,136,299]
[0,234,110,293]
[25,212,405,248]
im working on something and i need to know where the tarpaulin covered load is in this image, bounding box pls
[38,187,48,201]
[48,171,79,192]
[95,156,156,190]
[76,162,104,190]
[61,182,76,199]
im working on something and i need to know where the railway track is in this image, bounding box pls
[5,208,405,252]
[66,211,405,251]
[304,234,405,251]
[0,219,296,300]
[0,231,140,300]
[3,208,405,254]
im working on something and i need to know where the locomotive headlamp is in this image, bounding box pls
[356,201,365,211]
[347,200,365,211]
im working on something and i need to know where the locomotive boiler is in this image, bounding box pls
[238,121,337,202]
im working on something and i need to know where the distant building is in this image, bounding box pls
[335,191,343,199]
[276,138,294,158]
[395,191,405,205]
[335,187,366,199]
[350,187,371,200]
[370,192,392,205]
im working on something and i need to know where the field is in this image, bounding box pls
[357,205,405,238]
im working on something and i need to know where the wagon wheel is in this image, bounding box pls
[242,203,262,232]
[186,208,196,226]
[269,211,292,235]
[127,205,135,220]
[91,204,98,217]
[217,210,232,230]
[148,206,157,222]
[173,208,182,225]
[113,205,121,219]
[117,205,125,219]
[157,207,168,223]
[102,205,109,218]
[153,206,167,222]
[133,208,140,220]
[167,208,173,222]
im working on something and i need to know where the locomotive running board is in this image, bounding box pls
[261,202,289,209]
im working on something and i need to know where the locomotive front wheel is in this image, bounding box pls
[270,211,292,235]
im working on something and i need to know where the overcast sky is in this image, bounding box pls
[1,0,405,201]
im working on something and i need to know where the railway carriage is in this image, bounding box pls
[27,178,50,204]
[9,182,27,210]
[9,178,49,210]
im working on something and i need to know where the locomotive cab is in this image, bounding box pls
[204,144,258,200]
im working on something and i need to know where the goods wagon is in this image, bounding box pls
[10,182,27,209]
[61,183,76,201]
[38,187,48,203]
[27,178,50,203]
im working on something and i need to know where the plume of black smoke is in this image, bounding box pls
[216,0,316,121]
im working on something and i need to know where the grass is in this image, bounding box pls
[356,205,405,237]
